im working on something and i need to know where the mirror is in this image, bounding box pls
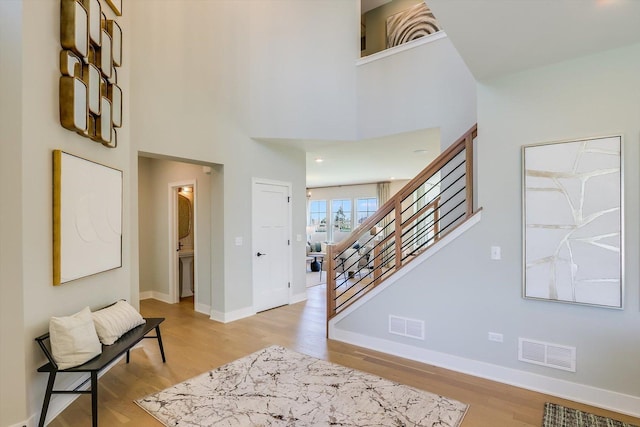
[178,194,192,239]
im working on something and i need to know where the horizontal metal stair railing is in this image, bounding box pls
[326,124,478,325]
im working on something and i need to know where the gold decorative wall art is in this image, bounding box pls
[60,49,82,77]
[60,0,88,59]
[86,0,101,46]
[83,62,101,115]
[105,0,122,16]
[59,76,88,133]
[59,0,122,148]
[107,20,122,66]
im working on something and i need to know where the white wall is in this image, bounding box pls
[129,0,308,317]
[334,42,640,413]
[5,0,134,421]
[248,0,359,141]
[357,35,477,148]
[0,1,27,425]
[137,157,154,294]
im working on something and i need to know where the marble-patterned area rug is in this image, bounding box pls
[135,345,468,426]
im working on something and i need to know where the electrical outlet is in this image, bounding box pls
[488,332,503,343]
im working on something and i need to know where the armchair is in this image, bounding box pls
[336,244,374,279]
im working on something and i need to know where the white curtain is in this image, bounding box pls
[376,181,390,206]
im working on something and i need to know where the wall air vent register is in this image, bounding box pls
[518,338,576,372]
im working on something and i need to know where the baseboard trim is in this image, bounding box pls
[194,302,210,315]
[210,306,255,323]
[210,295,307,322]
[329,327,640,418]
[139,291,153,300]
[290,291,307,305]
[139,291,172,304]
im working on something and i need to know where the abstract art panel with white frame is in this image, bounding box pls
[522,135,622,308]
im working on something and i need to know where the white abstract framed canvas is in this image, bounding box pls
[522,135,623,308]
[53,150,122,285]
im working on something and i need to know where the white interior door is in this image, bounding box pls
[252,181,290,312]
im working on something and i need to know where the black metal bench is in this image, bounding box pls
[35,317,166,427]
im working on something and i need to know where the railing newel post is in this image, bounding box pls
[394,198,403,269]
[326,244,336,330]
[373,241,381,286]
[465,132,474,218]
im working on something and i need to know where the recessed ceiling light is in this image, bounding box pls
[390,176,395,180]
[315,158,324,163]
[413,149,428,154]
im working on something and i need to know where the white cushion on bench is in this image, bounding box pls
[92,300,146,345]
[49,307,102,370]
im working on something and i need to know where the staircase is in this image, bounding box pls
[326,124,478,323]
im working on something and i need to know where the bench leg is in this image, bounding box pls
[38,371,57,427]
[126,349,130,364]
[155,325,166,363]
[91,372,98,427]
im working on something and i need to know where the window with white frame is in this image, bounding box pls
[356,197,378,225]
[331,199,352,232]
[309,200,327,232]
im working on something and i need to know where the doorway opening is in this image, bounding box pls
[138,155,219,317]
[171,181,196,307]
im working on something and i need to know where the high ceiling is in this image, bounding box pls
[291,0,640,189]
[428,0,640,81]
[305,128,440,188]
[361,0,392,14]
[264,128,441,188]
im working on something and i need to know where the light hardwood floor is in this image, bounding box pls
[49,285,640,426]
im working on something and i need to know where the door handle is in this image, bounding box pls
[256,252,267,257]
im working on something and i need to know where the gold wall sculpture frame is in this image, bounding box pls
[53,150,123,285]
[59,0,122,147]
[105,0,122,16]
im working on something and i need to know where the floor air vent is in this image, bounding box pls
[389,315,424,340]
[518,338,576,372]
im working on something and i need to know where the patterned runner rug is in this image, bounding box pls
[136,345,468,426]
[543,402,638,427]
